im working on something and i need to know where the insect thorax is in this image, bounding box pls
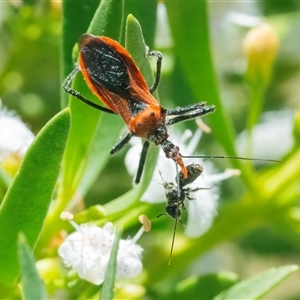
[129,105,168,142]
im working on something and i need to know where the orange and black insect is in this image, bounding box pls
[63,34,281,183]
[63,34,215,184]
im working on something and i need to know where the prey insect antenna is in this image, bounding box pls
[161,163,204,264]
[168,217,179,266]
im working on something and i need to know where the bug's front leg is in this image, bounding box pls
[110,132,133,155]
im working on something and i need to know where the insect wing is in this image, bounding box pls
[177,163,203,187]
[80,34,131,96]
[79,35,159,113]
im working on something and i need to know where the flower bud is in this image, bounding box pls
[243,22,279,88]
[1,153,23,176]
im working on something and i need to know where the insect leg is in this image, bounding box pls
[166,103,213,116]
[63,68,116,114]
[166,105,215,126]
[135,141,150,184]
[147,50,163,94]
[110,132,133,155]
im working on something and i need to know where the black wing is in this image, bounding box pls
[79,34,131,96]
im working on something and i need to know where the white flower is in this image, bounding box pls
[0,101,34,162]
[236,111,293,163]
[184,167,240,238]
[226,12,262,28]
[58,212,144,285]
[125,128,240,239]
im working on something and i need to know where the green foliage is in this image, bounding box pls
[0,109,70,287]
[214,265,299,300]
[101,229,121,300]
[18,234,48,299]
[170,272,239,299]
[0,0,299,299]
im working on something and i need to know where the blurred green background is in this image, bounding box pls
[1,0,300,298]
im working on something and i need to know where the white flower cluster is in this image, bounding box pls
[0,101,34,162]
[58,212,144,285]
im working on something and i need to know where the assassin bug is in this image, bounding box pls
[158,163,210,264]
[63,34,282,184]
[63,34,215,183]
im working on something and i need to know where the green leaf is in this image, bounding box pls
[0,167,11,196]
[76,115,124,197]
[61,0,100,107]
[60,0,124,204]
[125,14,159,98]
[124,1,157,49]
[87,0,124,40]
[170,272,238,300]
[104,143,158,216]
[18,234,48,300]
[100,229,122,300]
[0,108,71,287]
[165,2,236,154]
[214,265,299,300]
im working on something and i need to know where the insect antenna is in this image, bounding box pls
[169,217,179,265]
[182,154,284,164]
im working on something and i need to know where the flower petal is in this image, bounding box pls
[185,189,218,238]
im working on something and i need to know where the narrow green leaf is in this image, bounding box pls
[165,2,236,155]
[76,115,124,196]
[165,1,255,189]
[171,272,238,300]
[100,229,122,300]
[214,265,299,300]
[125,14,159,98]
[124,1,157,49]
[0,108,71,287]
[60,0,124,204]
[104,143,158,215]
[61,0,100,107]
[87,0,124,40]
[18,234,48,300]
